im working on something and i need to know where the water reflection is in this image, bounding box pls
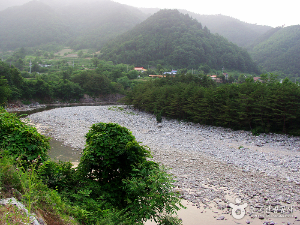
[48,139,81,166]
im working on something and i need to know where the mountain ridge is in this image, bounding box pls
[100,9,260,73]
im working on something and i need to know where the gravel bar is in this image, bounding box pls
[27,105,300,223]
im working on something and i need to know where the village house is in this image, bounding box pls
[134,67,147,72]
[208,75,222,83]
[163,70,177,75]
[253,77,262,82]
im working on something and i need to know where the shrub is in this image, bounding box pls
[0,108,49,166]
[77,122,182,223]
[78,123,151,204]
[0,154,79,225]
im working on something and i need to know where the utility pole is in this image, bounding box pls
[29,59,32,73]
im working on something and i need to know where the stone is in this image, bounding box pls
[216,215,225,220]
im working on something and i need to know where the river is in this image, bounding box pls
[24,106,300,225]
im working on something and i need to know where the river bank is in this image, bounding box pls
[5,93,125,113]
[26,105,300,225]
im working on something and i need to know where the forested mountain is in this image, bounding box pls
[0,0,145,50]
[138,8,273,48]
[179,12,273,48]
[0,1,70,50]
[100,10,260,73]
[249,25,300,76]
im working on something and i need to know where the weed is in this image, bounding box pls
[0,201,29,224]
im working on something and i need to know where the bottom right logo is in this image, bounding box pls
[229,198,248,219]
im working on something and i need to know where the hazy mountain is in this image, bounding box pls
[179,11,273,48]
[101,9,259,73]
[0,0,145,50]
[0,0,107,11]
[0,1,70,50]
[0,0,29,11]
[137,8,273,48]
[249,25,300,76]
[59,1,146,50]
[1,0,273,51]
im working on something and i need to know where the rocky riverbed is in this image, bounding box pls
[26,105,300,225]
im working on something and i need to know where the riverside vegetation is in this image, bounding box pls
[0,108,183,224]
[124,73,300,136]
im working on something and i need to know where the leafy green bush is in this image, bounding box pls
[157,215,183,225]
[0,108,49,166]
[38,160,76,192]
[0,155,23,194]
[78,123,152,205]
[77,122,182,223]
[1,115,182,224]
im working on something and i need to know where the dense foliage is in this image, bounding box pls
[0,108,49,165]
[249,25,300,77]
[101,10,260,73]
[0,155,79,225]
[0,60,140,105]
[0,110,182,224]
[76,123,182,223]
[125,74,300,135]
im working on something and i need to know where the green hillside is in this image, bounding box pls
[100,9,260,73]
[249,25,300,76]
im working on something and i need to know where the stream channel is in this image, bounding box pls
[13,105,89,165]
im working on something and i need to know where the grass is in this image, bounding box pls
[108,106,136,115]
[0,203,29,225]
[0,155,79,225]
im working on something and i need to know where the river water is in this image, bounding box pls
[48,139,81,166]
[10,105,85,165]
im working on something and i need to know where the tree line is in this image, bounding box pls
[0,60,141,106]
[124,74,300,135]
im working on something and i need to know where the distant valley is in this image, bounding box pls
[0,0,299,77]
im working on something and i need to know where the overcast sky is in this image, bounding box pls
[113,0,299,28]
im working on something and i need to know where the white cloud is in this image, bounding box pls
[114,0,300,27]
